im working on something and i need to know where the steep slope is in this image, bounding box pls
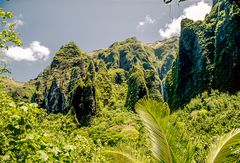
[0,76,34,102]
[6,37,178,125]
[29,42,97,125]
[148,36,178,80]
[165,0,240,109]
[91,37,178,109]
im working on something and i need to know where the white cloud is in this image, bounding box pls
[14,19,24,28]
[4,41,50,61]
[159,1,211,39]
[137,15,156,30]
[7,14,24,28]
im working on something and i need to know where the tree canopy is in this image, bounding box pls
[0,6,22,73]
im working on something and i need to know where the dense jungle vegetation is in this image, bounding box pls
[0,0,240,162]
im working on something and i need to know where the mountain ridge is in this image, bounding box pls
[1,36,179,125]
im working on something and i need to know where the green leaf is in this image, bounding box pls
[135,98,172,163]
[102,150,139,163]
[206,128,240,163]
[38,150,49,161]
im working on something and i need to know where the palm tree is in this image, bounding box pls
[103,98,240,163]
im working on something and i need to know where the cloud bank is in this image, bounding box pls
[159,1,211,39]
[4,41,50,61]
[137,15,156,30]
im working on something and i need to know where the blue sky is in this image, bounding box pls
[0,0,211,82]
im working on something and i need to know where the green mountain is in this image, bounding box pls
[165,0,240,109]
[0,0,240,162]
[2,37,178,125]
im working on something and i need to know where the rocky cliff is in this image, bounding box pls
[4,37,178,125]
[165,0,240,109]
[91,37,178,109]
[29,42,97,125]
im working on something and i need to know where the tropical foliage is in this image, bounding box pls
[1,0,239,162]
[0,8,22,49]
[136,98,172,163]
[0,7,22,74]
[206,128,240,163]
[0,83,152,162]
[106,92,240,163]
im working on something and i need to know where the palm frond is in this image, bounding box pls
[135,98,172,163]
[183,141,196,163]
[102,150,141,163]
[206,128,240,163]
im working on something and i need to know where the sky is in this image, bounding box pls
[0,0,212,82]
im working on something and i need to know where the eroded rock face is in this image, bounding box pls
[45,78,65,113]
[71,84,96,126]
[165,0,240,109]
[94,37,178,108]
[11,37,178,124]
[31,42,97,125]
[125,68,149,109]
[214,0,240,92]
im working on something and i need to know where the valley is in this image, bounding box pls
[0,0,239,162]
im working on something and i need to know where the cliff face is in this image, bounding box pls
[91,37,178,109]
[214,0,240,91]
[165,0,240,109]
[29,42,97,125]
[6,37,178,125]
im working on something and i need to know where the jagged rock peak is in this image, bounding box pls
[148,36,179,49]
[125,37,139,43]
[55,41,84,57]
[51,42,85,68]
[109,37,141,48]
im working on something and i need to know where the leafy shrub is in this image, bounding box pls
[0,84,150,162]
[169,90,240,161]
